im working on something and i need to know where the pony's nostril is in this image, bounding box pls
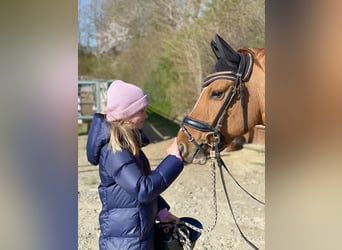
[178,143,185,156]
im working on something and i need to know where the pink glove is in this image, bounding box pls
[156,208,180,223]
[156,208,170,221]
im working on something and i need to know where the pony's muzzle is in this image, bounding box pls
[178,142,194,164]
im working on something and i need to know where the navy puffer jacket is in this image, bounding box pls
[86,113,184,250]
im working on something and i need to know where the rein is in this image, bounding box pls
[180,132,265,250]
[180,52,265,249]
[212,133,264,250]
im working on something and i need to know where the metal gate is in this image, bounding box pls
[78,79,112,123]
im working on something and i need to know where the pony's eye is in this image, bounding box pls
[211,90,224,99]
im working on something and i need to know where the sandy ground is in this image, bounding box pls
[78,134,265,250]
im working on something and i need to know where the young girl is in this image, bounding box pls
[86,80,184,250]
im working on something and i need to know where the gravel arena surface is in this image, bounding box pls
[78,135,265,250]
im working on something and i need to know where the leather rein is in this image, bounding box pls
[180,52,265,250]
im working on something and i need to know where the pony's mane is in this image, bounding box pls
[238,47,265,69]
[237,47,265,57]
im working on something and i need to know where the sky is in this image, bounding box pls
[78,0,98,47]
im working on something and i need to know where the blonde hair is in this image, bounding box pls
[108,120,141,156]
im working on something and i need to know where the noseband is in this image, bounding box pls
[180,52,253,159]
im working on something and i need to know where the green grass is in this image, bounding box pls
[78,123,89,135]
[146,108,181,136]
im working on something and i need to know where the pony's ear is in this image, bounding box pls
[214,34,240,63]
[210,40,221,59]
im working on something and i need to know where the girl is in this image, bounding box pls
[86,80,184,250]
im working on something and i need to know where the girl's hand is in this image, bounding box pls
[167,138,183,161]
[159,212,180,224]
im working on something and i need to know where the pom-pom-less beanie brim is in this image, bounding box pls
[105,80,150,122]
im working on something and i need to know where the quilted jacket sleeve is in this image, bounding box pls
[105,150,183,204]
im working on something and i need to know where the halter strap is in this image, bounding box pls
[240,52,254,82]
[202,71,236,87]
[182,116,216,132]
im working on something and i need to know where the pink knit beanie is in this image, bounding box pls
[105,80,150,122]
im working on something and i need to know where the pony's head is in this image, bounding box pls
[177,34,264,164]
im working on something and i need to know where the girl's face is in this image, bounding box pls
[129,107,148,129]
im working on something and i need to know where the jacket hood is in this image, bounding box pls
[86,113,150,166]
[86,113,110,165]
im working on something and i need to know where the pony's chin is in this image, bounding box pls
[192,156,208,165]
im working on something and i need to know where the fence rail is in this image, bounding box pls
[78,79,112,123]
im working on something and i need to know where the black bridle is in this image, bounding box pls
[180,51,253,159]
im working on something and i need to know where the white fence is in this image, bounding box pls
[78,79,112,123]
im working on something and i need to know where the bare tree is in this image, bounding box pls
[79,0,265,118]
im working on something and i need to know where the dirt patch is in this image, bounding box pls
[78,135,265,250]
